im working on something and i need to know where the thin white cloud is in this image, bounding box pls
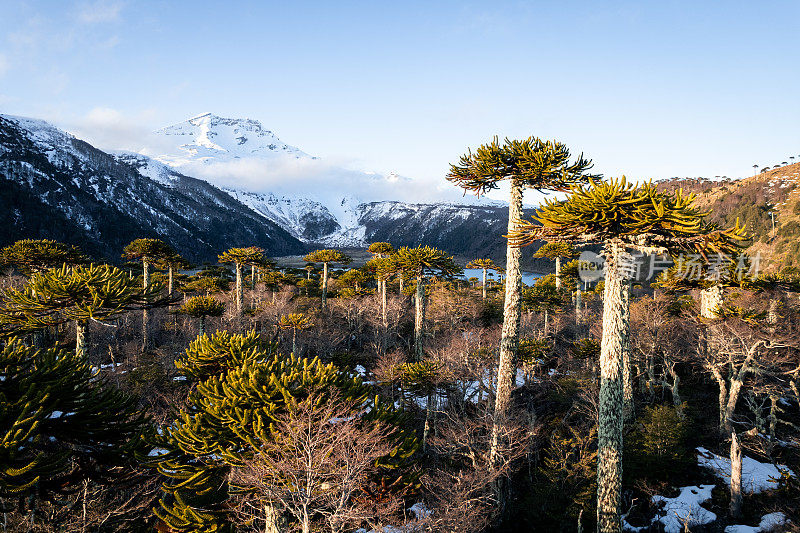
[75,0,124,24]
[64,108,496,206]
[65,106,175,154]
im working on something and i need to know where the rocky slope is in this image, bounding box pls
[0,114,306,262]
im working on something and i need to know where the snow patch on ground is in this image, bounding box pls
[697,447,794,493]
[725,512,789,532]
[651,484,717,533]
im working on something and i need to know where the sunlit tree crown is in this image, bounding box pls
[179,295,225,319]
[394,245,461,278]
[0,239,88,275]
[303,248,352,265]
[509,177,748,255]
[122,238,175,262]
[447,136,598,195]
[218,246,267,266]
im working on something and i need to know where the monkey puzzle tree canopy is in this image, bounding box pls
[508,177,747,533]
[509,178,747,254]
[0,238,89,275]
[0,339,147,507]
[218,246,267,267]
[533,242,577,261]
[446,136,597,194]
[0,263,162,334]
[368,241,394,257]
[394,245,461,279]
[122,238,176,264]
[304,248,352,266]
[152,336,415,533]
[175,329,266,383]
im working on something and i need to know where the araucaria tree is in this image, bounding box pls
[279,312,314,355]
[0,264,162,357]
[508,177,746,533]
[394,245,461,361]
[218,246,267,316]
[304,249,352,310]
[123,238,176,350]
[447,137,596,484]
[466,258,498,299]
[0,238,88,275]
[179,295,225,337]
[0,339,148,524]
[533,242,577,290]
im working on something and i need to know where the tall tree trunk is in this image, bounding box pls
[76,320,87,357]
[168,266,174,296]
[142,259,150,351]
[198,315,206,337]
[482,268,487,299]
[769,394,779,439]
[489,180,524,486]
[251,264,257,290]
[575,281,582,327]
[235,263,244,315]
[292,328,297,355]
[264,503,284,533]
[321,262,329,310]
[381,279,388,326]
[622,282,633,421]
[700,285,723,319]
[414,275,426,361]
[423,391,434,451]
[767,297,779,325]
[597,239,626,533]
[555,256,562,290]
[730,431,743,519]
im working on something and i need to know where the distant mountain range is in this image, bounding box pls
[0,113,538,264]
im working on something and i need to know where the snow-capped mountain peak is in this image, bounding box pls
[155,113,310,167]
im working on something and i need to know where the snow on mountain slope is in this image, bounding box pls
[150,113,508,246]
[0,114,306,261]
[155,112,310,167]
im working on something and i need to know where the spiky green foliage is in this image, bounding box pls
[368,242,394,257]
[217,246,267,267]
[338,268,371,291]
[0,264,162,333]
[175,330,268,382]
[182,276,230,294]
[397,360,441,394]
[394,246,461,279]
[522,280,562,313]
[278,313,313,332]
[365,256,398,281]
[179,296,225,319]
[742,272,800,293]
[122,238,175,264]
[0,239,89,275]
[510,178,748,255]
[0,339,147,509]
[466,258,497,271]
[533,242,578,261]
[446,136,598,194]
[303,249,352,266]
[152,337,415,533]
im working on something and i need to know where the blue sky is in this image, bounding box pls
[1,0,798,200]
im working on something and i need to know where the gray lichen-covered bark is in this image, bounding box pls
[490,181,524,478]
[76,320,87,357]
[414,275,427,361]
[597,239,626,533]
[555,256,562,290]
[235,262,244,315]
[142,259,150,351]
[700,285,724,319]
[621,282,633,421]
[482,268,487,299]
[321,262,329,310]
[730,431,743,519]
